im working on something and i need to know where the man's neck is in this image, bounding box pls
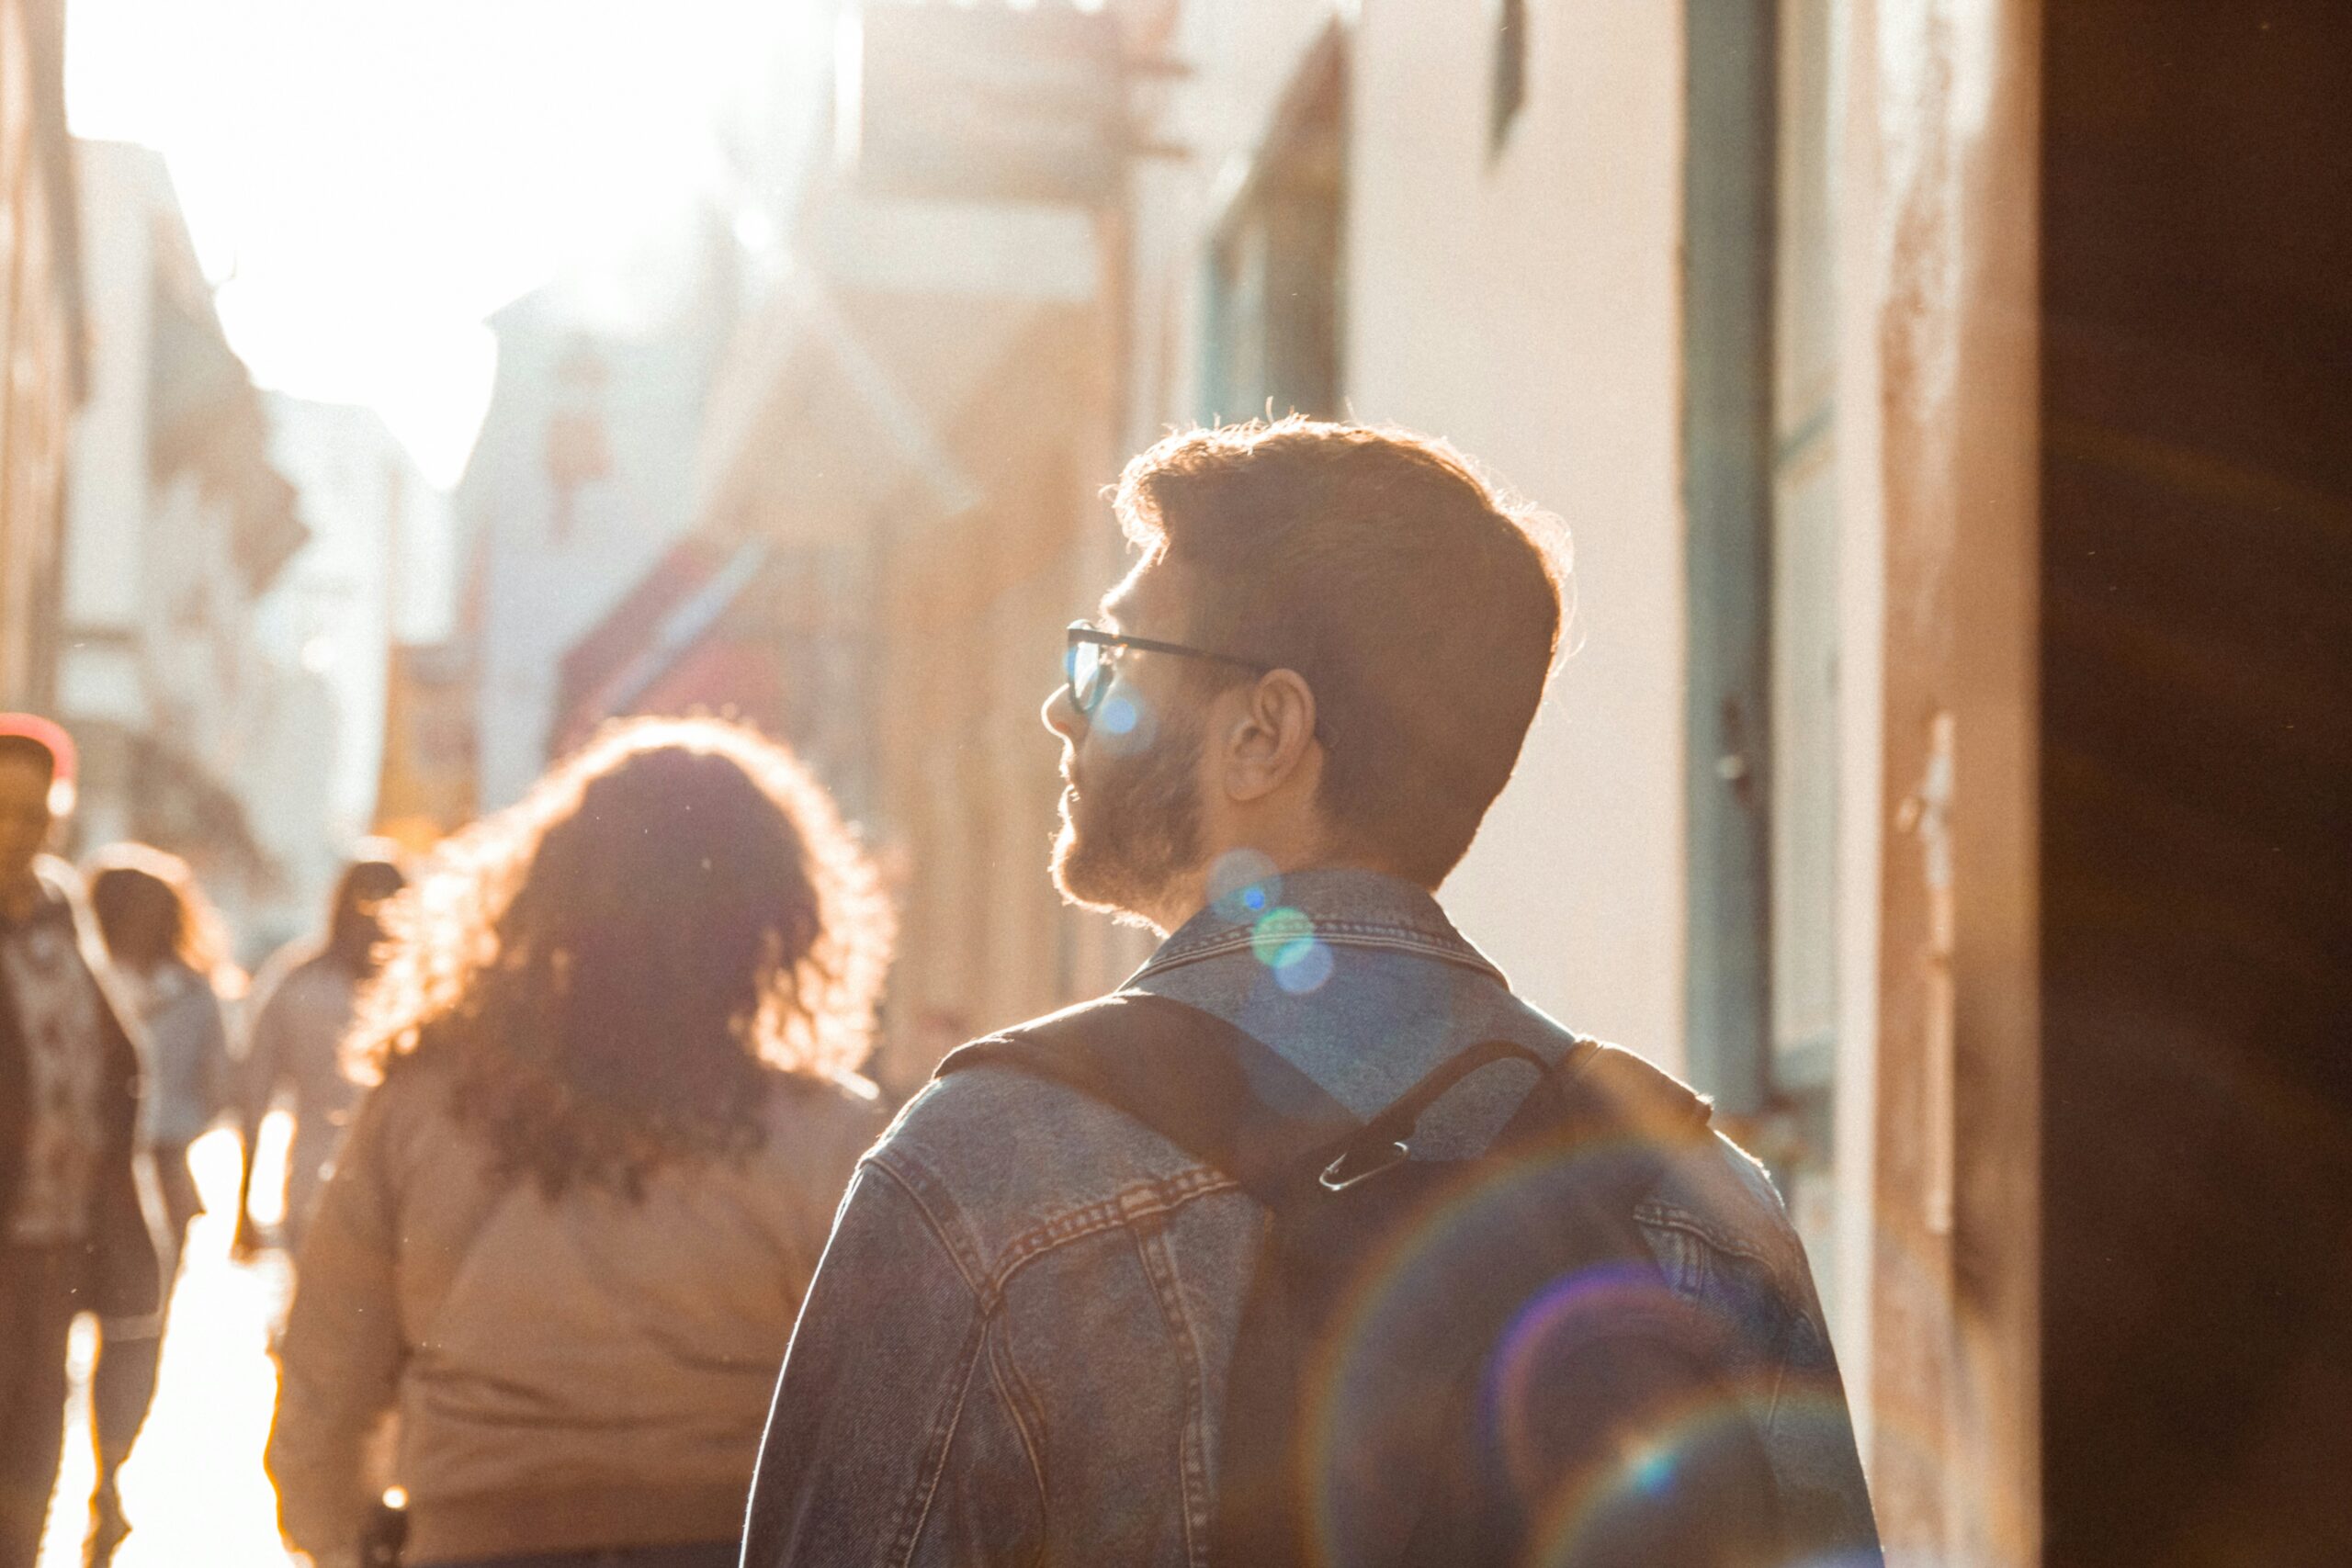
[1150,853,1426,936]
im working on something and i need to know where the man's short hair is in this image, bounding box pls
[1113,418,1567,886]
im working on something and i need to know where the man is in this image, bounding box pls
[745,421,1880,1563]
[0,716,163,1568]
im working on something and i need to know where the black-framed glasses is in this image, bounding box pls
[1063,621,1271,716]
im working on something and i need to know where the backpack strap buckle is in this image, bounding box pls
[1320,1137,1410,1191]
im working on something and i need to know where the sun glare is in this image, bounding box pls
[63,0,803,486]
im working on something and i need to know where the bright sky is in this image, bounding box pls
[64,0,808,488]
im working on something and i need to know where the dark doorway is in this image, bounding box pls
[2041,4,2352,1562]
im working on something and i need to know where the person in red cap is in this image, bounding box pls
[0,716,164,1568]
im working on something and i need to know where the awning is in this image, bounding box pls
[548,536,778,757]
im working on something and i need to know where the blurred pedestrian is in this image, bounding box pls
[81,843,240,1564]
[743,421,1883,1565]
[87,844,236,1245]
[266,716,891,1568]
[0,717,164,1568]
[234,850,406,1255]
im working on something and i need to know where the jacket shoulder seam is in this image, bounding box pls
[865,1152,996,1306]
[884,1303,989,1568]
[1634,1201,1784,1271]
[989,1167,1245,1293]
[980,1325,1052,1540]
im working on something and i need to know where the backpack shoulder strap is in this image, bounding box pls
[938,998,1717,1203]
[1508,1039,1715,1147]
[934,992,1363,1206]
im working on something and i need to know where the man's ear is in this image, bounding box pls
[1221,670,1319,802]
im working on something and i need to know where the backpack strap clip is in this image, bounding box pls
[1319,1138,1409,1191]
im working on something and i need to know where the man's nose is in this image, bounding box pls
[1041,682,1081,740]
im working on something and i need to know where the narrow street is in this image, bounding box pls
[40,1127,296,1568]
[0,4,2330,1563]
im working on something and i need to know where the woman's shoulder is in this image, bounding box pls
[763,1066,887,1130]
[346,1052,466,1159]
[752,1067,889,1175]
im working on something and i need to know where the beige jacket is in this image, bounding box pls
[266,1054,884,1565]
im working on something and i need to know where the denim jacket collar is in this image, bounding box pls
[1129,866,1509,988]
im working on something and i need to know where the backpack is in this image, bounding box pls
[937,992,1785,1568]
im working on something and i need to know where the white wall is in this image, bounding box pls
[1351,0,1687,1061]
[59,141,345,945]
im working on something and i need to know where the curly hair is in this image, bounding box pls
[351,716,894,1199]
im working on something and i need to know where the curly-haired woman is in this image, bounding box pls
[266,718,893,1568]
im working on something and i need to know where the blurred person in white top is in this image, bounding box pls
[235,850,406,1255]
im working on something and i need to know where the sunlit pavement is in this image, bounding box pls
[40,1121,300,1568]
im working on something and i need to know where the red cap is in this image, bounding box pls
[0,713,74,783]
[0,713,77,814]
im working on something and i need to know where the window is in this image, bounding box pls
[1202,30,1345,422]
[1490,0,1529,155]
[1683,0,1847,1296]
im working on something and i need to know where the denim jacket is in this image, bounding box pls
[745,870,1880,1566]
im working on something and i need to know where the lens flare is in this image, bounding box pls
[1085,682,1159,757]
[1293,1136,1632,1560]
[1250,907,1315,965]
[1208,849,1281,921]
[1289,1133,1794,1567]
[1273,940,1334,994]
[1628,1442,1675,1497]
[1488,1261,1690,1495]
[1249,908,1335,993]
[1520,1382,1886,1568]
[1516,1393,1778,1568]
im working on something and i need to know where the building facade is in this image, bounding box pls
[0,0,84,711]
[453,222,738,810]
[57,139,314,943]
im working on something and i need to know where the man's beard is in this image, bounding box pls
[1050,708,1205,927]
